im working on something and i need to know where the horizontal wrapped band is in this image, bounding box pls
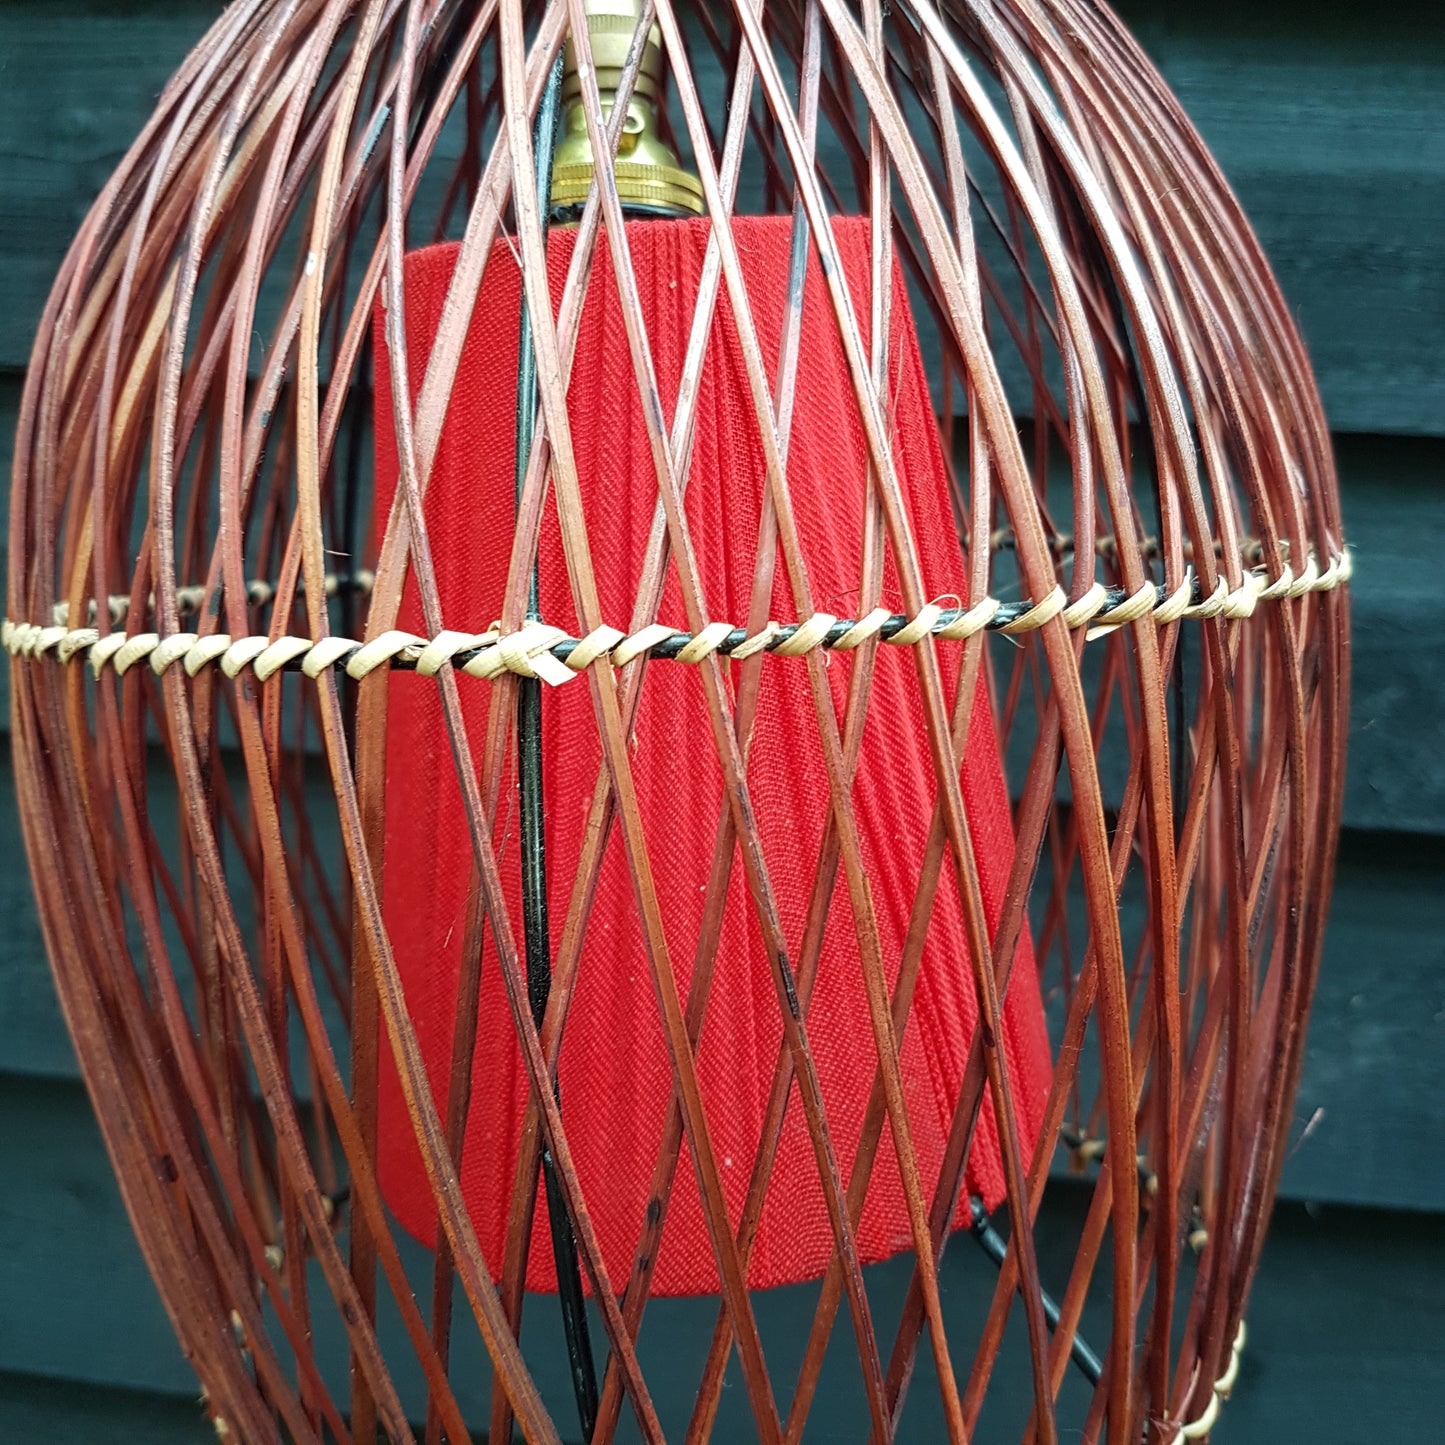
[7,550,1351,685]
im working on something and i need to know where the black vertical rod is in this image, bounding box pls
[968,1196,1105,1385]
[514,52,600,1440]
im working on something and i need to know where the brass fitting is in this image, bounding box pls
[550,0,704,217]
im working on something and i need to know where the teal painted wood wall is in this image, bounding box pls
[2,0,1443,1439]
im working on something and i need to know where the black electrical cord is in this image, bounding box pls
[514,52,600,1441]
[968,1196,1105,1386]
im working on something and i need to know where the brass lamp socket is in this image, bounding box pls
[550,0,704,218]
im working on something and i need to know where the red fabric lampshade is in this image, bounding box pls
[371,215,1051,1297]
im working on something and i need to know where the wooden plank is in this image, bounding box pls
[1035,827,1445,1216]
[1199,1197,1445,1442]
[1114,0,1445,437]
[1,1074,203,1398]
[1,2,1442,435]
[3,758,1440,1208]
[2,435,1441,1206]
[0,734,344,1082]
[3,360,1442,835]
[0,2,221,371]
[0,1069,1111,1436]
[1335,432,1445,836]
[6,1070,1444,1442]
[1275,830,1445,1213]
[0,1371,211,1445]
[2,1196,1442,1445]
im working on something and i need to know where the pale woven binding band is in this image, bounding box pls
[1165,1321,1248,1444]
[5,549,1350,687]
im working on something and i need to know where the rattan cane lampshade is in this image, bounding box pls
[5,1,1349,1443]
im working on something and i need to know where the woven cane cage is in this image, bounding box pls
[6,1,1349,1442]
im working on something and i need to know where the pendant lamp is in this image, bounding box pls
[5,2,1350,1444]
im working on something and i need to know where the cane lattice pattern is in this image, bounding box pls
[6,2,1348,1443]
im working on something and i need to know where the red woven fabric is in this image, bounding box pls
[371,216,1051,1297]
